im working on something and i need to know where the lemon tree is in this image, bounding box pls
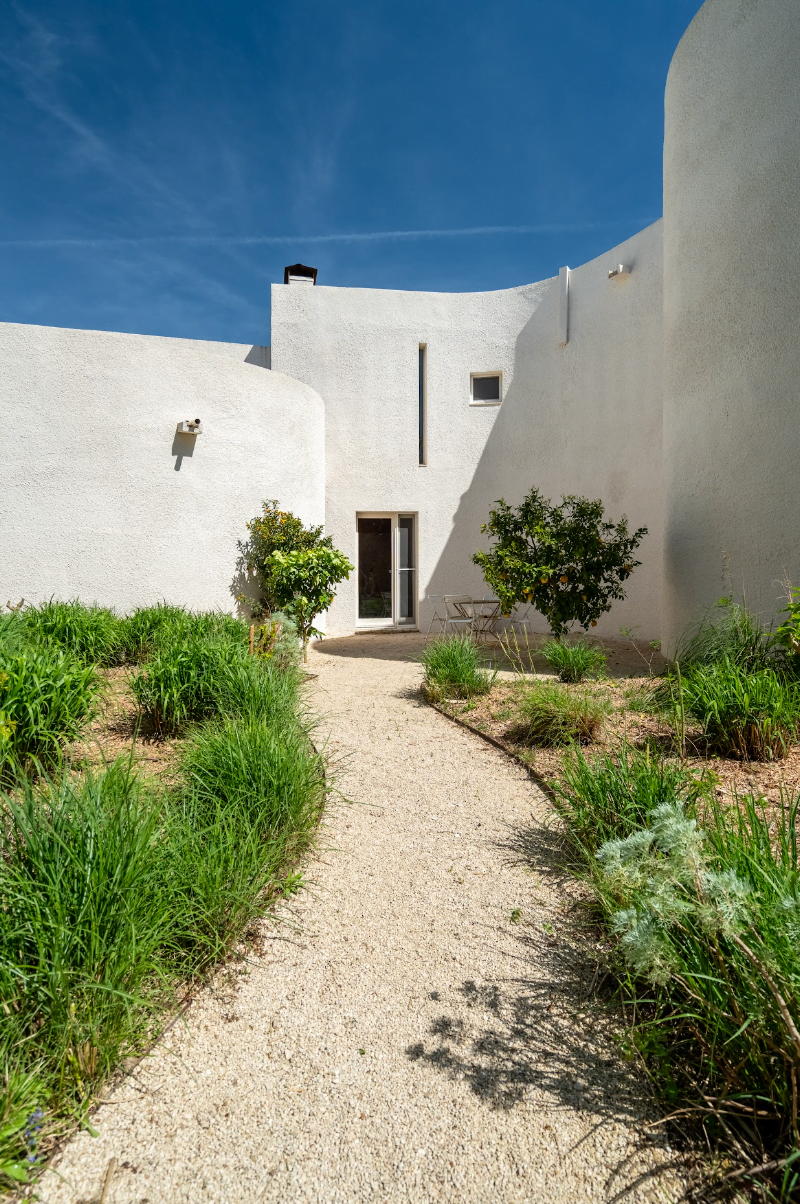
[473,488,646,638]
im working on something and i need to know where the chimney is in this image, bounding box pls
[284,263,318,285]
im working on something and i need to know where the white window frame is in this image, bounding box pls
[469,370,503,407]
[355,512,418,631]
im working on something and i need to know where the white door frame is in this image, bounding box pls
[356,512,418,630]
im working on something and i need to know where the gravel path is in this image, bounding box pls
[42,635,684,1204]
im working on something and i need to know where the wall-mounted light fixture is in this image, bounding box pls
[608,264,630,279]
[176,418,202,435]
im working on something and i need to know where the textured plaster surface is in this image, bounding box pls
[271,223,663,642]
[41,636,684,1204]
[662,0,800,650]
[0,324,324,613]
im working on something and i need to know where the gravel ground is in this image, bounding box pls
[40,634,686,1204]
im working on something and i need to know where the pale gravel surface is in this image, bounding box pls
[41,634,685,1204]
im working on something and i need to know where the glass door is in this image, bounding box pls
[357,516,393,626]
[397,514,416,626]
[356,513,417,628]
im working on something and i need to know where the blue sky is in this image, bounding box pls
[0,0,703,345]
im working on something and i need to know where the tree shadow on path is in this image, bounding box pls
[404,813,685,1198]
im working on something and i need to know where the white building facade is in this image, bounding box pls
[1,0,798,651]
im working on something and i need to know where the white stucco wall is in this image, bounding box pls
[662,0,800,651]
[271,220,663,639]
[0,323,324,613]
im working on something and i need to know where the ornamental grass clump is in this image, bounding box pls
[22,600,124,667]
[0,647,98,774]
[0,762,169,1115]
[675,596,772,672]
[541,638,606,683]
[591,792,800,1182]
[552,744,711,856]
[512,680,607,746]
[164,718,325,971]
[121,605,248,663]
[680,657,800,760]
[130,635,249,736]
[212,654,302,731]
[421,635,496,702]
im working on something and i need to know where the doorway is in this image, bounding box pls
[356,513,417,628]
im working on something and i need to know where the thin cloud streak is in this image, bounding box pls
[0,219,657,250]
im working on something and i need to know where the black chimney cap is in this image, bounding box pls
[283,263,318,284]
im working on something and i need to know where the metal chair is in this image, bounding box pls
[425,595,446,638]
[443,595,476,638]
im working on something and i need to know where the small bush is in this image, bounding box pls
[512,680,608,746]
[681,658,800,760]
[253,611,302,673]
[0,647,98,772]
[421,635,496,701]
[541,638,606,683]
[552,744,710,856]
[592,792,800,1181]
[21,600,123,667]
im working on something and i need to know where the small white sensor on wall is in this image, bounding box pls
[608,264,630,279]
[176,419,202,434]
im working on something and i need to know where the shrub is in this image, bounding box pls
[0,647,98,772]
[552,744,711,856]
[421,635,496,701]
[541,638,606,683]
[473,488,647,637]
[674,596,772,672]
[269,547,354,661]
[512,680,608,746]
[252,611,302,673]
[22,600,123,667]
[592,792,800,1181]
[240,500,332,616]
[680,658,800,760]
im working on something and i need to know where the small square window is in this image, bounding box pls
[470,372,502,405]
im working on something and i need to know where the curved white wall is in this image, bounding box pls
[272,220,663,639]
[0,324,325,613]
[662,0,800,650]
